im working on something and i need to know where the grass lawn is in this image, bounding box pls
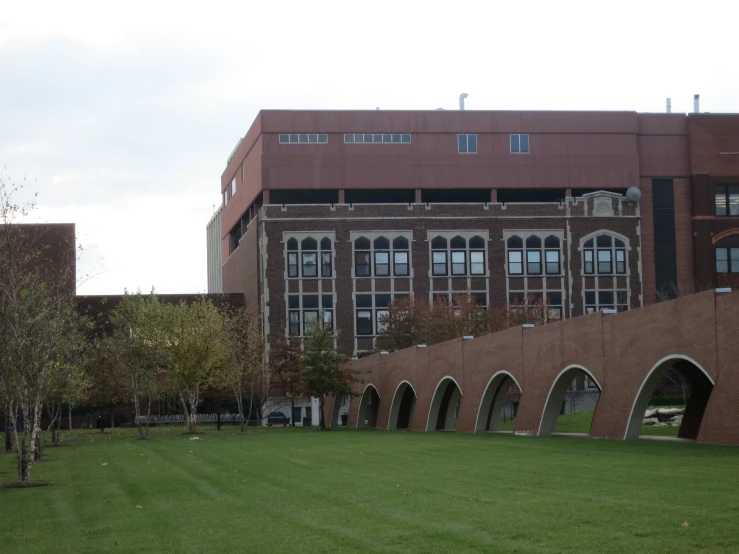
[497,409,680,436]
[2,427,738,553]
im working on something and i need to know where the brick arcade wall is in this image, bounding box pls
[342,289,739,446]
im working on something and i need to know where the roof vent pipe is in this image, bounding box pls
[694,94,700,113]
[459,93,468,111]
[666,98,671,113]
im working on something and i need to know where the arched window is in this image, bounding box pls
[393,237,408,249]
[715,235,739,274]
[374,237,390,276]
[544,235,561,275]
[287,238,298,251]
[525,236,542,275]
[507,235,523,275]
[431,236,447,249]
[320,238,332,277]
[301,237,317,251]
[469,236,485,275]
[450,236,467,275]
[450,236,466,249]
[432,236,448,276]
[582,232,626,276]
[300,238,317,277]
[354,237,371,277]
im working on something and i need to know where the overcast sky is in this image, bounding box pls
[1,1,737,294]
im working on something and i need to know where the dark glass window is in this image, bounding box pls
[288,311,300,336]
[355,237,371,250]
[303,295,319,309]
[320,237,331,250]
[596,235,612,248]
[355,252,371,277]
[469,236,485,249]
[597,250,612,274]
[356,310,373,335]
[374,236,390,250]
[715,185,739,216]
[526,236,541,249]
[375,294,391,308]
[301,237,317,250]
[393,237,409,249]
[288,295,300,309]
[584,250,594,274]
[287,238,298,251]
[322,295,333,308]
[472,292,487,307]
[510,134,530,153]
[321,252,332,277]
[615,250,626,274]
[431,236,447,249]
[507,235,523,249]
[356,294,373,308]
[450,236,466,249]
[458,134,477,153]
[544,236,560,249]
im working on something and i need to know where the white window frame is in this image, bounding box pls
[344,133,411,144]
[458,134,478,154]
[510,134,530,154]
[279,134,328,144]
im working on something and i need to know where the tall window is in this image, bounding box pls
[585,291,628,314]
[354,234,411,277]
[510,134,530,154]
[458,134,478,154]
[431,235,486,276]
[300,238,317,277]
[354,237,371,277]
[286,235,333,278]
[231,178,236,197]
[393,237,410,276]
[525,236,542,275]
[715,236,739,273]
[507,236,523,275]
[582,234,627,275]
[544,235,561,275]
[715,184,739,216]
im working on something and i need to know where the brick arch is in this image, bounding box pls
[474,371,522,433]
[624,354,714,440]
[711,228,739,244]
[329,395,352,428]
[425,376,463,432]
[387,380,417,430]
[356,384,381,429]
[538,365,602,436]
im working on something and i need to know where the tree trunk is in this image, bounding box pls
[183,389,200,433]
[68,403,73,435]
[134,393,147,440]
[234,386,246,434]
[319,397,326,431]
[109,407,115,429]
[291,398,295,427]
[34,432,43,461]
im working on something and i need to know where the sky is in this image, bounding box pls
[1,0,737,294]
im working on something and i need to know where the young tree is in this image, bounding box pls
[301,317,356,430]
[0,179,84,483]
[84,336,127,433]
[270,336,307,427]
[222,306,264,433]
[107,292,166,439]
[162,298,228,434]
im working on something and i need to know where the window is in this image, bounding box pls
[345,133,411,144]
[584,290,628,314]
[279,134,328,144]
[715,185,739,216]
[458,134,478,154]
[526,251,542,275]
[394,251,409,276]
[354,235,409,277]
[375,252,390,276]
[224,191,228,207]
[431,234,486,276]
[510,134,530,154]
[544,236,561,275]
[288,294,333,336]
[231,178,236,197]
[355,293,404,336]
[508,251,523,275]
[715,237,739,273]
[286,235,333,279]
[582,234,627,275]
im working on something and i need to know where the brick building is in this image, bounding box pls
[212,109,735,356]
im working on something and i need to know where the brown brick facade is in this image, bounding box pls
[333,290,739,446]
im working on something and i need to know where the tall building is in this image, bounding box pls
[206,207,223,293]
[215,109,733,356]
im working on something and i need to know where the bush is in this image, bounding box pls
[649,394,685,407]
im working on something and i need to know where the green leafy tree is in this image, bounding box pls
[270,336,307,427]
[162,298,228,434]
[301,316,356,430]
[105,292,167,439]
